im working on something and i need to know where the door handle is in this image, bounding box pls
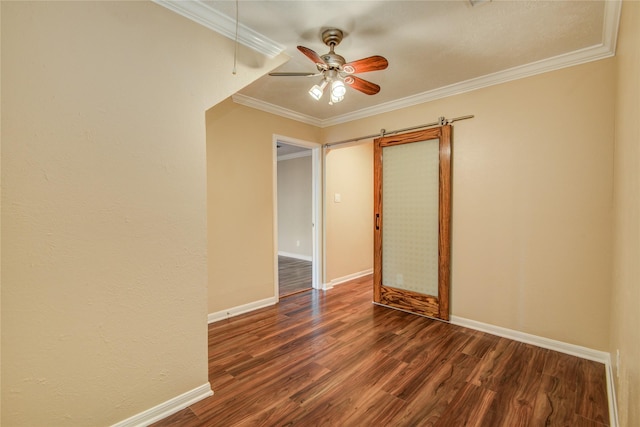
[375,213,380,230]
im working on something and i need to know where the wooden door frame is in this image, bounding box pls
[373,125,452,320]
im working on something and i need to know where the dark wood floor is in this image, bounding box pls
[278,255,312,297]
[152,275,609,427]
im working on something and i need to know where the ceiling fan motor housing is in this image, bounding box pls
[321,53,346,69]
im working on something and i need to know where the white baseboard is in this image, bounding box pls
[322,268,373,290]
[450,315,618,427]
[111,383,212,427]
[208,296,277,324]
[450,316,608,362]
[278,251,312,262]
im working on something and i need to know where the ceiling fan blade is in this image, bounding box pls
[297,46,327,68]
[344,75,380,95]
[268,72,320,77]
[342,56,388,74]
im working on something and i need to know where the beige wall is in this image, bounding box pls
[0,3,3,421]
[206,99,319,312]
[1,2,287,425]
[277,155,313,258]
[611,2,640,426]
[323,58,615,351]
[0,5,2,425]
[325,143,374,282]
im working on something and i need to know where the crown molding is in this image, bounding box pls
[602,0,622,54]
[237,41,617,128]
[232,0,621,128]
[152,0,285,58]
[322,42,617,127]
[232,93,323,127]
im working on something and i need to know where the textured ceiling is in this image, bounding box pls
[195,1,616,125]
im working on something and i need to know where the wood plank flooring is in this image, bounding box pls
[152,275,609,427]
[278,256,312,297]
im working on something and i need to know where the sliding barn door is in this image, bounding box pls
[373,126,451,320]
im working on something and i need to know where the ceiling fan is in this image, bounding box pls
[269,28,388,104]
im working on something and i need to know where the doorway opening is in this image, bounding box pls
[273,135,322,299]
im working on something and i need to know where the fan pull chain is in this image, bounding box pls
[232,0,239,75]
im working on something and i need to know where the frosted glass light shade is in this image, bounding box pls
[308,80,328,100]
[331,80,346,97]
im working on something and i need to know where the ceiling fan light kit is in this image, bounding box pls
[270,28,388,105]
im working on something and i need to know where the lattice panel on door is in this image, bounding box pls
[381,138,440,296]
